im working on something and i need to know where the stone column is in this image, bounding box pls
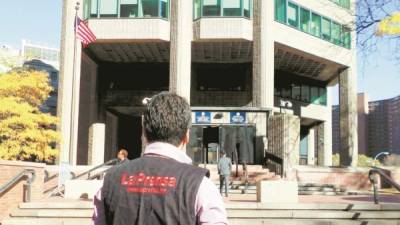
[267,115,300,178]
[307,128,315,165]
[169,0,193,103]
[58,0,84,165]
[252,0,274,109]
[88,123,105,165]
[339,69,358,167]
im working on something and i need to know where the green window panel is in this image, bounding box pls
[99,0,118,17]
[300,7,310,33]
[243,0,250,18]
[319,87,327,105]
[321,17,331,41]
[340,0,350,9]
[203,0,222,16]
[275,0,286,23]
[301,84,310,103]
[310,87,319,104]
[342,27,351,49]
[120,0,139,18]
[310,13,321,37]
[194,0,202,19]
[292,84,301,101]
[331,22,341,45]
[90,0,98,18]
[223,0,242,16]
[160,0,169,18]
[141,0,159,17]
[287,2,299,28]
[84,0,90,19]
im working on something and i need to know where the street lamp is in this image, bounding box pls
[374,151,390,161]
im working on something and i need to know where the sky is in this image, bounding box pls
[0,0,398,104]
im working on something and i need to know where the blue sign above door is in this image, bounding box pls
[230,112,246,124]
[195,111,211,124]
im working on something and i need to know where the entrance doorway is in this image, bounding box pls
[203,127,220,164]
[117,115,142,160]
[188,125,256,164]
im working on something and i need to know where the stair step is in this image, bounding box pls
[10,209,93,218]
[228,219,400,225]
[227,209,400,219]
[2,218,91,225]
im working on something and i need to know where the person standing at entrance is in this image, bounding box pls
[116,149,129,165]
[92,92,228,225]
[218,151,232,197]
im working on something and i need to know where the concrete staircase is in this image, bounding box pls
[3,201,400,225]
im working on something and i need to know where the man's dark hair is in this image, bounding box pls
[143,92,192,146]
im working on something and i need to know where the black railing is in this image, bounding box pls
[72,158,118,180]
[46,159,118,197]
[369,166,400,204]
[0,169,36,202]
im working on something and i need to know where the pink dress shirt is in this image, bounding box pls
[92,142,229,225]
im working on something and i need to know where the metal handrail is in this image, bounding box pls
[369,166,400,204]
[0,169,36,202]
[72,158,118,180]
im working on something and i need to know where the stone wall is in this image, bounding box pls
[0,161,45,221]
[267,114,300,178]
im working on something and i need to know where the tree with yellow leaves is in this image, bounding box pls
[0,69,60,163]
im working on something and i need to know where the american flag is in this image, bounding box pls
[75,16,96,47]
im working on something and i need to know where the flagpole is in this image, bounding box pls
[69,1,80,165]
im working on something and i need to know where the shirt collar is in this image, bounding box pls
[143,142,193,164]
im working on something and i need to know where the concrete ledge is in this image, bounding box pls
[257,180,298,203]
[64,180,103,200]
[0,160,46,168]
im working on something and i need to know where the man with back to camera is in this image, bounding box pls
[218,151,232,197]
[92,92,228,225]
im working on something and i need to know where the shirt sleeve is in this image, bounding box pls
[195,177,229,225]
[92,187,106,225]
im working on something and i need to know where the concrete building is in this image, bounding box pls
[333,93,400,157]
[58,0,357,170]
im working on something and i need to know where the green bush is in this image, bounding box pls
[332,154,380,167]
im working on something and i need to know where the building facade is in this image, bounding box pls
[333,94,400,157]
[22,41,60,116]
[58,0,358,168]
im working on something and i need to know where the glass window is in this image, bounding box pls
[319,87,327,105]
[292,84,301,101]
[310,87,319,104]
[203,0,221,16]
[282,82,291,98]
[223,0,241,16]
[243,0,250,18]
[340,0,350,9]
[342,26,351,49]
[321,17,331,41]
[194,0,201,19]
[301,84,310,102]
[287,2,299,28]
[141,0,159,17]
[310,13,321,37]
[274,87,282,97]
[331,22,341,45]
[300,7,310,33]
[99,0,118,17]
[84,0,90,19]
[90,0,98,17]
[275,0,286,23]
[160,0,168,18]
[120,0,139,17]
